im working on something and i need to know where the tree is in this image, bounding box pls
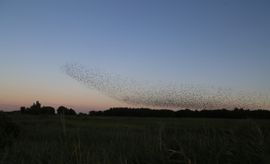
[20,101,55,115]
[57,106,76,115]
[20,106,26,114]
[41,106,55,115]
[31,101,41,110]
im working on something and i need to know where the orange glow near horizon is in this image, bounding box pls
[0,77,125,112]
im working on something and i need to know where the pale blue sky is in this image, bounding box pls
[0,0,270,111]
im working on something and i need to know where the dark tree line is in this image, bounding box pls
[18,101,270,119]
[89,108,175,117]
[89,107,270,119]
[20,101,76,115]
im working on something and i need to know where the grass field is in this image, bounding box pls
[1,114,270,164]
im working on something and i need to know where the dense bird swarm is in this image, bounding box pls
[63,63,269,110]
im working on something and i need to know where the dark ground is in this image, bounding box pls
[1,113,270,164]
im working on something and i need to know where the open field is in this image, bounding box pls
[2,114,270,164]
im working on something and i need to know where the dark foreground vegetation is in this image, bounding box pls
[0,112,20,149]
[1,113,270,164]
[1,102,270,163]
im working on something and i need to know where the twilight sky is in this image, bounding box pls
[0,0,270,112]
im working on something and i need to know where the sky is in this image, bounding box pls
[0,0,270,112]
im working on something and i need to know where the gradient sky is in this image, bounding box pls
[1,0,270,112]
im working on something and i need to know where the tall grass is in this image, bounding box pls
[1,115,270,164]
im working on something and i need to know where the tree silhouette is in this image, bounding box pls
[89,107,270,119]
[31,101,41,110]
[20,101,55,115]
[41,106,55,115]
[57,106,76,115]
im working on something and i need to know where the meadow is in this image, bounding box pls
[1,114,270,164]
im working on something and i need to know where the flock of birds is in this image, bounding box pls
[63,63,269,110]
